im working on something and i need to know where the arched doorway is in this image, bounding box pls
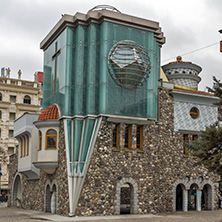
[45,185,52,212]
[176,184,183,211]
[51,184,57,214]
[202,184,212,210]
[188,184,198,210]
[115,177,138,214]
[12,175,22,207]
[120,183,132,214]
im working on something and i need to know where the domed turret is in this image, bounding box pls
[162,56,202,89]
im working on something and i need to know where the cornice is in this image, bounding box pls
[40,9,165,50]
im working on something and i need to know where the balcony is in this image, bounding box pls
[14,113,40,180]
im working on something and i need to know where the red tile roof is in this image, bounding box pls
[37,104,59,121]
[174,86,214,96]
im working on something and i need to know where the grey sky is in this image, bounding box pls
[0,0,221,90]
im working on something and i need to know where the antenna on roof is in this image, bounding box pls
[88,5,121,13]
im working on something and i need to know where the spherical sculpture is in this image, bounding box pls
[108,40,151,89]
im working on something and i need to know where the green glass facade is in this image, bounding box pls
[43,21,161,119]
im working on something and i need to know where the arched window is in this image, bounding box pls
[0,93,2,101]
[45,129,57,149]
[39,130,42,150]
[23,95,31,104]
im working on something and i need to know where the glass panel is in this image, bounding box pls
[67,120,72,162]
[73,119,83,161]
[47,136,56,148]
[47,130,56,135]
[80,119,95,163]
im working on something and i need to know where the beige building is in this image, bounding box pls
[0,67,42,195]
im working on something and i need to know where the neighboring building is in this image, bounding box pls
[0,68,42,197]
[9,6,219,216]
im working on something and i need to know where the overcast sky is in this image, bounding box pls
[0,0,222,90]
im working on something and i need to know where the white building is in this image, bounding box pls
[0,67,42,195]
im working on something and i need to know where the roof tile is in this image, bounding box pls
[37,104,59,121]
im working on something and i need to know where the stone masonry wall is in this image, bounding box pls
[75,87,219,216]
[8,151,18,207]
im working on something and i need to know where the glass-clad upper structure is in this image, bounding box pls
[40,8,165,120]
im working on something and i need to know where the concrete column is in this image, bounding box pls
[183,189,188,212]
[196,190,202,211]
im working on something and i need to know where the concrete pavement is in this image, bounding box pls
[1,203,222,222]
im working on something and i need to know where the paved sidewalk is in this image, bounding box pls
[1,204,222,222]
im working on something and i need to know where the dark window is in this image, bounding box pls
[39,131,42,150]
[124,125,130,149]
[112,123,118,148]
[45,129,57,149]
[0,93,2,101]
[183,134,188,155]
[23,95,31,104]
[136,126,142,149]
[9,113,15,120]
[10,95,16,103]
[192,134,198,141]
[9,130,14,137]
[8,147,14,155]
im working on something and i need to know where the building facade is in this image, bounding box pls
[8,6,219,216]
[0,68,42,196]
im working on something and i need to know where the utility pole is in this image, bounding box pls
[219,29,222,52]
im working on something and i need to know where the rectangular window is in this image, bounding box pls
[124,124,130,149]
[39,132,42,150]
[183,134,188,155]
[9,112,15,120]
[45,129,57,149]
[112,123,118,148]
[8,147,14,155]
[192,134,198,141]
[27,136,29,156]
[23,137,26,157]
[9,130,14,137]
[20,139,23,158]
[136,126,142,149]
[10,95,16,103]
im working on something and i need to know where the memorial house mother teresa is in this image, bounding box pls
[8,6,220,216]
